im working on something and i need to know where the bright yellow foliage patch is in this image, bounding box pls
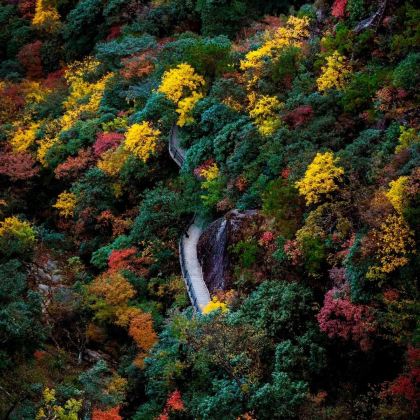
[36,59,110,166]
[295,151,344,205]
[10,122,40,152]
[158,63,205,126]
[240,16,310,86]
[248,93,283,136]
[202,297,228,314]
[200,162,219,181]
[32,0,60,31]
[97,146,130,176]
[317,51,351,92]
[124,121,161,162]
[366,214,415,280]
[36,387,82,420]
[177,91,204,127]
[395,126,419,153]
[386,176,408,214]
[54,191,77,218]
[0,216,36,245]
[158,63,206,103]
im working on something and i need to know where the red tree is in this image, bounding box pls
[317,284,376,351]
[93,132,124,157]
[331,0,348,18]
[284,105,313,128]
[0,150,39,181]
[54,148,95,180]
[92,406,122,420]
[381,347,420,410]
[158,390,185,419]
[18,40,43,79]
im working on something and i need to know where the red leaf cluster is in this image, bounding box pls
[120,52,155,80]
[284,105,313,128]
[194,159,215,179]
[55,148,95,180]
[108,247,152,277]
[317,285,376,351]
[259,231,274,247]
[18,0,35,19]
[382,347,420,409]
[18,40,43,79]
[0,150,39,181]
[158,390,185,420]
[92,406,122,420]
[0,84,26,124]
[283,239,302,265]
[106,25,122,41]
[93,132,124,157]
[108,247,138,271]
[331,0,348,18]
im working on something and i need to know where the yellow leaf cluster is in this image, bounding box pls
[317,51,351,92]
[60,72,111,133]
[97,146,130,176]
[22,80,51,104]
[200,162,219,182]
[386,176,408,214]
[32,0,60,31]
[295,151,344,205]
[36,387,82,420]
[395,126,419,153]
[158,63,205,126]
[366,214,415,279]
[10,122,40,152]
[248,93,283,136]
[240,16,310,86]
[158,63,205,103]
[177,91,204,127]
[0,216,36,245]
[124,121,161,162]
[53,191,77,218]
[36,137,56,166]
[89,272,136,307]
[36,59,110,166]
[202,297,228,314]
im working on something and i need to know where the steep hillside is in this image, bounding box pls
[0,0,419,418]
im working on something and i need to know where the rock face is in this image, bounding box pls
[197,209,259,292]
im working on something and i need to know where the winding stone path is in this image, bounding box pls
[169,126,211,313]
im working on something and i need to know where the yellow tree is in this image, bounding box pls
[54,191,77,217]
[158,63,206,126]
[317,51,351,92]
[295,151,344,205]
[37,59,111,166]
[240,16,310,87]
[366,214,415,280]
[395,126,419,153]
[202,297,228,315]
[97,146,130,176]
[10,122,40,152]
[124,121,161,162]
[32,0,60,31]
[386,176,409,214]
[248,93,283,136]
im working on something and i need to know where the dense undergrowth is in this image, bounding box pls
[0,0,419,418]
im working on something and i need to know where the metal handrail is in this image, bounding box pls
[168,125,185,167]
[179,230,200,312]
[168,125,201,312]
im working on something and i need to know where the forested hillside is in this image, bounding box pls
[0,0,419,418]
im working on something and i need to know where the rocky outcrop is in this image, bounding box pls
[197,209,260,292]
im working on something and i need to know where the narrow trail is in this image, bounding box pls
[169,126,211,313]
